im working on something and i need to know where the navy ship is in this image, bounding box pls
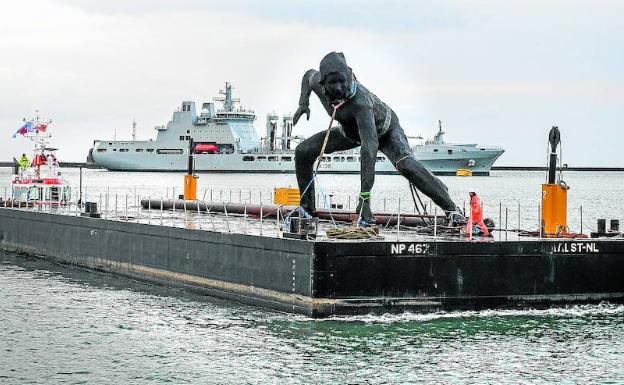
[88,83,504,175]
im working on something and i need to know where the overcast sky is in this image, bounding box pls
[1,0,622,165]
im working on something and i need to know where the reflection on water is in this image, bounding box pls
[2,252,624,384]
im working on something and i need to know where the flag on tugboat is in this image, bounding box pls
[12,122,34,138]
[35,123,48,132]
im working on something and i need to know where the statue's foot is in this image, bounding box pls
[356,217,375,228]
[447,211,467,226]
[295,207,316,219]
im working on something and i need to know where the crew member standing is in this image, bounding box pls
[468,190,489,236]
[18,153,29,170]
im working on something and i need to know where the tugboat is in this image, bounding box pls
[9,111,71,205]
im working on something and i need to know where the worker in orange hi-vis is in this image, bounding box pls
[467,190,489,236]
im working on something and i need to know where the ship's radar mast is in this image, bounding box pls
[214,82,240,112]
[434,120,446,145]
[132,119,137,141]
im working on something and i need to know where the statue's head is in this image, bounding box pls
[319,52,353,102]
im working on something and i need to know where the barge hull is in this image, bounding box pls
[1,208,624,317]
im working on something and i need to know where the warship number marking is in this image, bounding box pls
[390,243,430,255]
[550,242,600,254]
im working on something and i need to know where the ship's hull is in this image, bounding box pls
[91,147,504,175]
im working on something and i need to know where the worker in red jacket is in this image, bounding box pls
[468,190,489,236]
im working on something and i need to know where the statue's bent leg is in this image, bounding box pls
[379,126,460,214]
[295,128,358,213]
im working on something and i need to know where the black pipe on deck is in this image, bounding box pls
[140,199,445,227]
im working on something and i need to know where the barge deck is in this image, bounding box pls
[1,203,623,317]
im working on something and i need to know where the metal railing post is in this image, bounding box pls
[538,204,541,239]
[397,197,401,241]
[433,207,438,241]
[223,202,230,233]
[276,206,280,237]
[499,202,502,241]
[505,207,508,241]
[197,199,202,230]
[260,203,264,236]
[580,205,583,234]
[183,199,188,227]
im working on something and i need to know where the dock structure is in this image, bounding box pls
[1,201,623,317]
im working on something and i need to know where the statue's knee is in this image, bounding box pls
[396,156,423,174]
[295,144,314,164]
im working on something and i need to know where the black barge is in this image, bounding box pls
[1,207,623,317]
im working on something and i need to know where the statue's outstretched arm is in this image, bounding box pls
[293,70,319,125]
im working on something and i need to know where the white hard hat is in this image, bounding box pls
[468,187,476,193]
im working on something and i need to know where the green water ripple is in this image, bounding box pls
[1,254,624,385]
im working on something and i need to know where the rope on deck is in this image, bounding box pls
[325,226,384,240]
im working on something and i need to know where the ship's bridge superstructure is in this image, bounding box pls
[152,82,259,153]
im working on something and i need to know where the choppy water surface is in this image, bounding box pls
[1,254,624,385]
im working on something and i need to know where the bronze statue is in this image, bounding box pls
[293,52,466,226]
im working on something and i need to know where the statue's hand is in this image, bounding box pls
[293,104,310,126]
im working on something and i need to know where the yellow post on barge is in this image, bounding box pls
[541,126,569,235]
[184,139,198,200]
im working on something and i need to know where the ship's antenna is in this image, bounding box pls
[214,82,240,112]
[132,119,137,141]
